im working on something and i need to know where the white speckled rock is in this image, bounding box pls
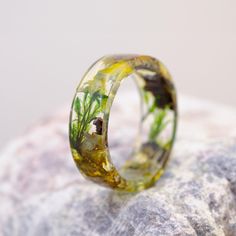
[0,94,236,236]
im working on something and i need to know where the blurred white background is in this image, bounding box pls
[0,0,236,148]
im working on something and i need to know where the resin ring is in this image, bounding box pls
[69,55,177,192]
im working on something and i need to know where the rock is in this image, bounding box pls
[0,94,236,236]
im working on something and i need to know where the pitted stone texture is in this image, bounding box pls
[0,95,236,236]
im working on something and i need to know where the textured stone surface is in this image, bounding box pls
[0,94,236,236]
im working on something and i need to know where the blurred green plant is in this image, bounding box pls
[148,107,170,141]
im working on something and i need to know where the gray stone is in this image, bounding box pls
[0,95,236,236]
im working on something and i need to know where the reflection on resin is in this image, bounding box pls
[69,55,177,192]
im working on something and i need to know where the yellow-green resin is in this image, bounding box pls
[69,55,177,192]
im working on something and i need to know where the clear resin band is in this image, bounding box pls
[69,55,177,192]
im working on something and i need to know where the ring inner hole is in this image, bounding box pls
[109,69,175,182]
[108,76,140,170]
